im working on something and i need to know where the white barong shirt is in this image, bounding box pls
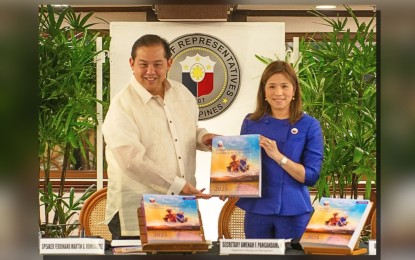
[102,75,209,236]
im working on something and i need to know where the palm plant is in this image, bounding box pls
[299,6,376,201]
[38,5,110,237]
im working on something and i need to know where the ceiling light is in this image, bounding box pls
[315,5,337,9]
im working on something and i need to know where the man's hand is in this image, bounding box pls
[180,183,211,199]
[202,133,220,150]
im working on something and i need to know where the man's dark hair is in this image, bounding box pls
[131,34,172,60]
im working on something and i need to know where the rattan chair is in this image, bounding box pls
[368,190,377,239]
[217,198,245,239]
[78,187,112,241]
[370,208,376,239]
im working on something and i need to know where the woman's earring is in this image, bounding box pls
[292,97,295,100]
[265,98,268,101]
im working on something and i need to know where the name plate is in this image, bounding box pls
[368,239,376,255]
[39,237,105,255]
[219,238,285,255]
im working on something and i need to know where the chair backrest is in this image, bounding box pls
[370,208,376,239]
[217,198,245,239]
[79,187,112,241]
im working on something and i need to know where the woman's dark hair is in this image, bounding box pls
[131,34,172,60]
[248,60,303,124]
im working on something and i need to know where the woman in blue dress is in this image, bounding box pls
[235,61,324,243]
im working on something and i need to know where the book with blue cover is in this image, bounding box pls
[139,194,203,243]
[300,197,373,254]
[210,134,262,197]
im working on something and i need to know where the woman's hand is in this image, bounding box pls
[259,136,306,183]
[219,195,228,201]
[259,135,283,163]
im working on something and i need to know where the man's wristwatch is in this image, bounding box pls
[279,156,288,166]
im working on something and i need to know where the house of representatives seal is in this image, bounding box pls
[168,33,241,120]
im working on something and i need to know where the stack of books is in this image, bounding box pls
[111,239,144,255]
[300,197,373,255]
[139,194,204,243]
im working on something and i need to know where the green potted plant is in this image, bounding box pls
[300,6,376,201]
[256,5,376,201]
[38,5,110,237]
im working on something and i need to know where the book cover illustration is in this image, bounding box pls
[210,134,261,197]
[300,197,372,250]
[141,194,203,243]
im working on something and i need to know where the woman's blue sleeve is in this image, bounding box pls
[303,119,324,186]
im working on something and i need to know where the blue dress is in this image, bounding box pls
[236,113,324,216]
